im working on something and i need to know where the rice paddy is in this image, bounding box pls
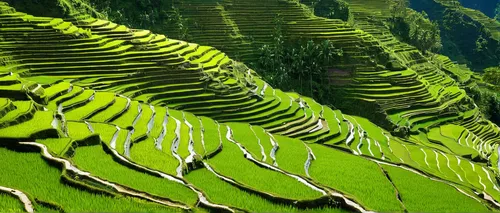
[71,145,199,206]
[0,192,24,212]
[382,165,490,212]
[0,0,498,212]
[0,147,182,212]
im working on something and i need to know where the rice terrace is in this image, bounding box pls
[0,0,499,212]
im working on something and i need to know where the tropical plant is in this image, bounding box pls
[389,8,442,53]
[483,67,500,86]
[303,0,351,21]
[469,86,500,125]
[389,0,408,19]
[254,15,342,100]
[167,6,190,40]
[255,38,342,100]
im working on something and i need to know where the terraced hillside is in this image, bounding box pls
[411,0,500,70]
[150,0,500,165]
[0,1,499,212]
[159,0,383,64]
[457,0,500,19]
[11,0,492,137]
[149,0,494,134]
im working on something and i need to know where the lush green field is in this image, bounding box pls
[72,145,198,206]
[0,147,182,212]
[186,168,298,212]
[308,144,404,212]
[207,127,324,200]
[0,193,24,212]
[0,1,499,212]
[382,165,489,212]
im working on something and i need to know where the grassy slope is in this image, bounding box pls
[0,1,498,212]
[0,147,181,212]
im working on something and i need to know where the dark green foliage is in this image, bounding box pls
[167,6,190,40]
[3,0,103,18]
[303,0,351,21]
[483,67,500,86]
[458,0,499,19]
[252,16,343,101]
[442,10,500,70]
[469,67,500,126]
[3,0,64,17]
[88,0,173,32]
[87,0,192,40]
[390,0,409,18]
[411,0,500,71]
[389,1,442,53]
[469,86,500,126]
[496,2,500,21]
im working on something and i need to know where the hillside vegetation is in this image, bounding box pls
[411,0,500,70]
[0,0,499,212]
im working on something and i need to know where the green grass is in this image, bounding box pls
[439,124,464,139]
[61,90,94,108]
[149,107,167,139]
[114,129,131,155]
[36,138,72,156]
[0,84,23,92]
[0,101,33,123]
[67,121,91,140]
[199,116,221,156]
[0,111,56,138]
[444,154,474,188]
[0,98,10,111]
[43,82,71,100]
[47,86,83,111]
[65,92,116,120]
[421,148,444,174]
[0,5,499,212]
[226,122,264,159]
[435,151,467,183]
[223,91,294,125]
[324,111,349,146]
[0,192,24,212]
[308,144,403,212]
[112,101,140,128]
[300,97,323,114]
[207,126,323,201]
[474,164,500,201]
[427,128,478,157]
[185,168,297,212]
[72,145,198,206]
[259,92,303,128]
[251,125,275,165]
[402,144,440,174]
[0,147,182,212]
[184,112,204,156]
[131,104,154,141]
[161,115,178,151]
[89,123,117,144]
[88,96,129,122]
[186,168,348,213]
[273,135,308,176]
[129,137,179,175]
[168,110,190,159]
[388,139,418,166]
[351,116,392,157]
[382,165,490,212]
[34,205,58,213]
